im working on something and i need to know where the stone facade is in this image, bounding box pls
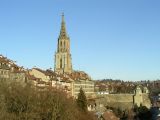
[96,94,134,110]
[29,68,51,82]
[0,55,25,83]
[95,86,151,112]
[133,86,151,108]
[72,79,95,98]
[54,14,72,74]
[0,55,11,80]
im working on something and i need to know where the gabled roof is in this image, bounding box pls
[33,68,58,78]
[67,71,91,81]
[0,55,24,73]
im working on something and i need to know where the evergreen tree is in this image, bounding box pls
[77,88,87,112]
[137,106,152,120]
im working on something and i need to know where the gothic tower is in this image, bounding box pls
[54,14,72,74]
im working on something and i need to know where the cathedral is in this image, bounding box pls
[54,14,72,74]
[53,14,95,98]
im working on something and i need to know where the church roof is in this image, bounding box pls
[67,71,91,80]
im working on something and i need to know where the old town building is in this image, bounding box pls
[68,71,95,98]
[29,67,95,98]
[0,55,25,83]
[29,68,73,95]
[0,55,10,80]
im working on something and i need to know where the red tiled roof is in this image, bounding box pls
[102,111,119,120]
[33,68,57,77]
[67,71,90,80]
[0,55,25,73]
[26,73,40,81]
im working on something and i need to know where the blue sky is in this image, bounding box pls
[0,0,160,81]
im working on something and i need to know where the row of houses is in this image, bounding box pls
[0,55,26,83]
[28,68,95,98]
[0,55,95,98]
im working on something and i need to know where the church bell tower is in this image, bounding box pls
[54,14,72,73]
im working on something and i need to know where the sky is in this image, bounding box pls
[0,0,160,81]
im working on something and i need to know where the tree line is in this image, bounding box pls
[0,81,96,120]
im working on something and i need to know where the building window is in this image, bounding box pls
[60,58,62,68]
[64,41,66,49]
[60,41,62,47]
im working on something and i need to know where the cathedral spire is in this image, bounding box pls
[59,13,68,39]
[55,13,72,74]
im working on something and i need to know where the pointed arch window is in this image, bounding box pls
[64,41,66,48]
[60,41,62,47]
[60,58,62,68]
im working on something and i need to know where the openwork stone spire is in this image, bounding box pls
[59,13,68,39]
